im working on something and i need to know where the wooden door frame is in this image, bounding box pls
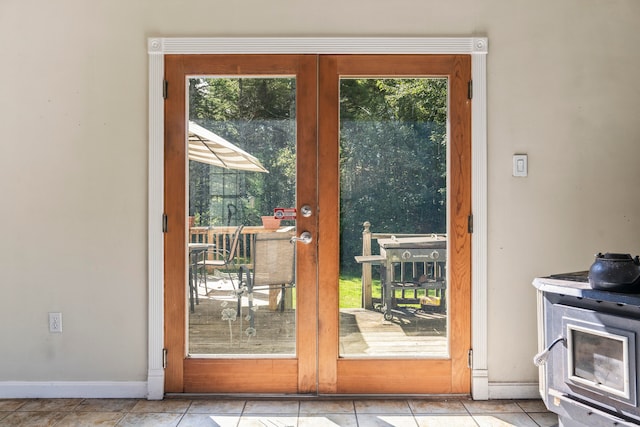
[147,37,489,400]
[163,55,318,394]
[319,54,472,395]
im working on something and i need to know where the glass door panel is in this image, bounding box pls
[187,76,297,357]
[339,77,449,358]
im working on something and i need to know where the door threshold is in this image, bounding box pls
[165,393,471,401]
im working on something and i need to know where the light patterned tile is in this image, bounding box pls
[474,413,538,427]
[299,400,355,415]
[0,411,67,426]
[462,400,523,414]
[178,413,240,427]
[243,400,299,414]
[0,400,27,411]
[0,398,557,427]
[54,411,124,426]
[515,400,547,413]
[75,398,138,412]
[188,400,246,414]
[131,399,191,413]
[118,412,184,427]
[408,400,469,414]
[528,412,558,427]
[299,413,358,426]
[237,414,298,427]
[356,414,418,427]
[415,414,479,427]
[354,400,412,414]
[17,398,82,412]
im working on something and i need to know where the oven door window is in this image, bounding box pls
[565,320,634,401]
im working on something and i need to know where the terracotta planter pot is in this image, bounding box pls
[261,216,281,230]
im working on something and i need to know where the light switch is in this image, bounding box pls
[513,154,528,177]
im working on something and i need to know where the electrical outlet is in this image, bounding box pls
[49,312,62,333]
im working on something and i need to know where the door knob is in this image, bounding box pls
[291,231,312,244]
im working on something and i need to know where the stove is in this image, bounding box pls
[533,272,640,427]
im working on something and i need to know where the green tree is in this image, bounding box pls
[188,77,296,227]
[339,78,448,272]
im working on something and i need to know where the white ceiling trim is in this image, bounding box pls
[149,37,488,55]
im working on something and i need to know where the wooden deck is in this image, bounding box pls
[188,278,448,357]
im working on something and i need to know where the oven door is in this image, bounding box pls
[563,316,636,404]
[550,304,639,411]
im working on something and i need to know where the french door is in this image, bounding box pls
[164,54,471,394]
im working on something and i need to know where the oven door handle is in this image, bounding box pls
[533,335,565,366]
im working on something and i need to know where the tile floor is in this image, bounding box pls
[0,397,558,426]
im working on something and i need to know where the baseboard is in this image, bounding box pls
[0,381,148,399]
[0,380,540,400]
[488,382,541,400]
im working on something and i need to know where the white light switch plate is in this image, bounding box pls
[513,154,528,177]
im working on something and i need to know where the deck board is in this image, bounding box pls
[188,278,447,357]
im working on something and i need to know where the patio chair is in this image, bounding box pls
[195,225,244,294]
[238,232,295,331]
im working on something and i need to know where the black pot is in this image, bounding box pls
[588,252,640,292]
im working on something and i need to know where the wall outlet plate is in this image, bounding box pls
[49,312,62,333]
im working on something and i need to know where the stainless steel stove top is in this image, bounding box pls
[546,271,589,282]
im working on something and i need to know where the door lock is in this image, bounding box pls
[291,231,313,244]
[300,205,313,218]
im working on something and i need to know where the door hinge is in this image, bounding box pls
[162,80,168,99]
[162,213,168,233]
[467,80,473,99]
[162,348,168,369]
[467,214,473,234]
[468,348,473,368]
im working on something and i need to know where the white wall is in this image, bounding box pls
[1,0,639,396]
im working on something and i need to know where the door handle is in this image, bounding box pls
[291,231,312,244]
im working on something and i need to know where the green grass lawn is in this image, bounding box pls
[339,275,440,309]
[339,276,363,308]
[339,275,381,308]
[229,272,434,309]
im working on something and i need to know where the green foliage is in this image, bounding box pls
[188,78,296,226]
[188,75,448,272]
[339,78,447,273]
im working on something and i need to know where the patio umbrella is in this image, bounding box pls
[188,121,269,173]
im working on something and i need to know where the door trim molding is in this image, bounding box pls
[147,37,488,400]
